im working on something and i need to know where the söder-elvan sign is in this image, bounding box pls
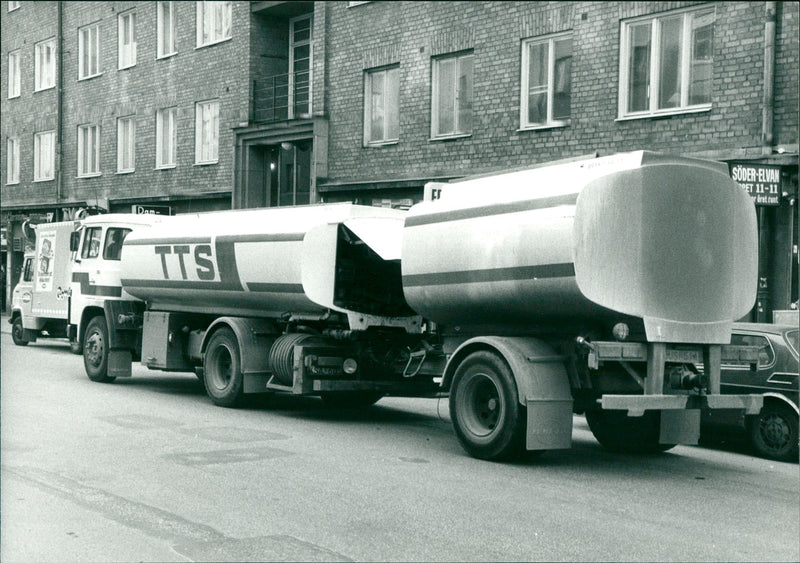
[728,162,781,206]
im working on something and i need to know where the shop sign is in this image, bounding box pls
[132,204,172,215]
[729,162,781,206]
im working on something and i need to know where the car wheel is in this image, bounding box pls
[747,402,799,462]
[11,317,28,346]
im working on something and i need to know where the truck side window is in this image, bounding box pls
[81,227,102,259]
[22,257,34,282]
[103,228,131,261]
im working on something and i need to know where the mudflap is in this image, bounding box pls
[108,350,132,378]
[243,373,270,394]
[526,398,574,450]
[659,409,700,445]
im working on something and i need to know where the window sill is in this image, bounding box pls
[429,133,471,142]
[195,36,232,50]
[116,169,135,175]
[118,63,137,71]
[616,104,712,121]
[364,140,399,148]
[34,85,56,93]
[155,164,176,170]
[156,52,177,60]
[8,94,20,99]
[78,72,104,82]
[33,177,55,183]
[77,173,102,179]
[6,181,20,186]
[518,123,569,132]
[194,160,218,166]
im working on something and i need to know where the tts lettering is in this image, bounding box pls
[155,244,215,280]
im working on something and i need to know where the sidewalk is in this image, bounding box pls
[1,312,10,333]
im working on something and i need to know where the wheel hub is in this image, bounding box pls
[761,414,790,449]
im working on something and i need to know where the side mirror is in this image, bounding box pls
[70,231,80,252]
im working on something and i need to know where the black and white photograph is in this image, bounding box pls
[1,1,798,561]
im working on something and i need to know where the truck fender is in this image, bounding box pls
[201,317,280,376]
[443,336,574,451]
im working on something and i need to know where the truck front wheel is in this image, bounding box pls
[585,410,675,453]
[449,351,526,461]
[203,328,244,408]
[84,316,114,383]
[11,317,28,346]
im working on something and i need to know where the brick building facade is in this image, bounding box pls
[1,1,798,319]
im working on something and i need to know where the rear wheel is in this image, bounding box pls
[84,316,114,383]
[11,317,27,346]
[747,403,799,462]
[203,328,244,408]
[449,351,526,461]
[585,409,675,453]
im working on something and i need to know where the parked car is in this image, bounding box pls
[702,323,799,462]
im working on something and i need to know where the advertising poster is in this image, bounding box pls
[36,230,56,292]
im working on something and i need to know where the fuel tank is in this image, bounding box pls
[401,151,758,343]
[120,204,413,324]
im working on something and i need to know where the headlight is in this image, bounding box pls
[342,358,358,375]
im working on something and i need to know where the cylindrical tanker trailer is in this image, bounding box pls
[78,151,764,462]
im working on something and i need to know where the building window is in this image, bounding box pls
[196,1,231,47]
[6,137,20,185]
[619,7,714,118]
[117,116,135,173]
[34,38,56,91]
[79,23,101,79]
[8,1,20,11]
[78,124,100,177]
[521,33,572,129]
[156,107,177,168]
[34,131,55,182]
[157,1,176,58]
[364,66,399,146]
[8,50,21,98]
[195,100,219,164]
[431,52,473,138]
[118,10,137,69]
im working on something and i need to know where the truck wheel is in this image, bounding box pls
[11,317,28,346]
[84,316,115,383]
[585,410,675,453]
[747,403,799,462]
[449,351,526,461]
[320,392,384,409]
[203,328,244,408]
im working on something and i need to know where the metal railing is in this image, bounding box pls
[253,71,312,123]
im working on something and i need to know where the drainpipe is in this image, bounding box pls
[56,0,64,219]
[761,1,776,155]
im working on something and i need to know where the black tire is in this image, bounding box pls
[83,316,115,383]
[747,402,799,462]
[449,351,526,461]
[11,317,28,346]
[203,328,244,408]
[69,338,83,355]
[585,409,676,453]
[320,391,384,409]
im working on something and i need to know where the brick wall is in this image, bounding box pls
[322,1,799,186]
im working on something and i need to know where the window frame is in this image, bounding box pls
[8,1,20,12]
[78,22,102,80]
[520,32,572,130]
[8,49,21,98]
[196,1,232,48]
[157,1,176,59]
[156,107,178,168]
[33,131,55,182]
[118,9,137,70]
[81,227,102,259]
[363,65,400,147]
[618,6,715,120]
[6,137,20,185]
[117,116,136,173]
[77,123,101,178]
[195,99,219,165]
[431,51,474,140]
[34,37,56,92]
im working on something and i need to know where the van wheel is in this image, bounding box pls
[747,403,799,462]
[11,317,28,346]
[69,339,83,355]
[203,328,244,408]
[585,410,675,453]
[84,316,115,382]
[449,351,526,461]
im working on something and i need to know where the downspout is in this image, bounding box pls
[56,0,64,218]
[761,1,776,155]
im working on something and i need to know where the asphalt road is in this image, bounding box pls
[1,329,798,562]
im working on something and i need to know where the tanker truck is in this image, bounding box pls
[78,151,764,461]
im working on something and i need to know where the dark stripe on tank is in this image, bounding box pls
[404,194,578,228]
[402,263,575,287]
[246,282,305,294]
